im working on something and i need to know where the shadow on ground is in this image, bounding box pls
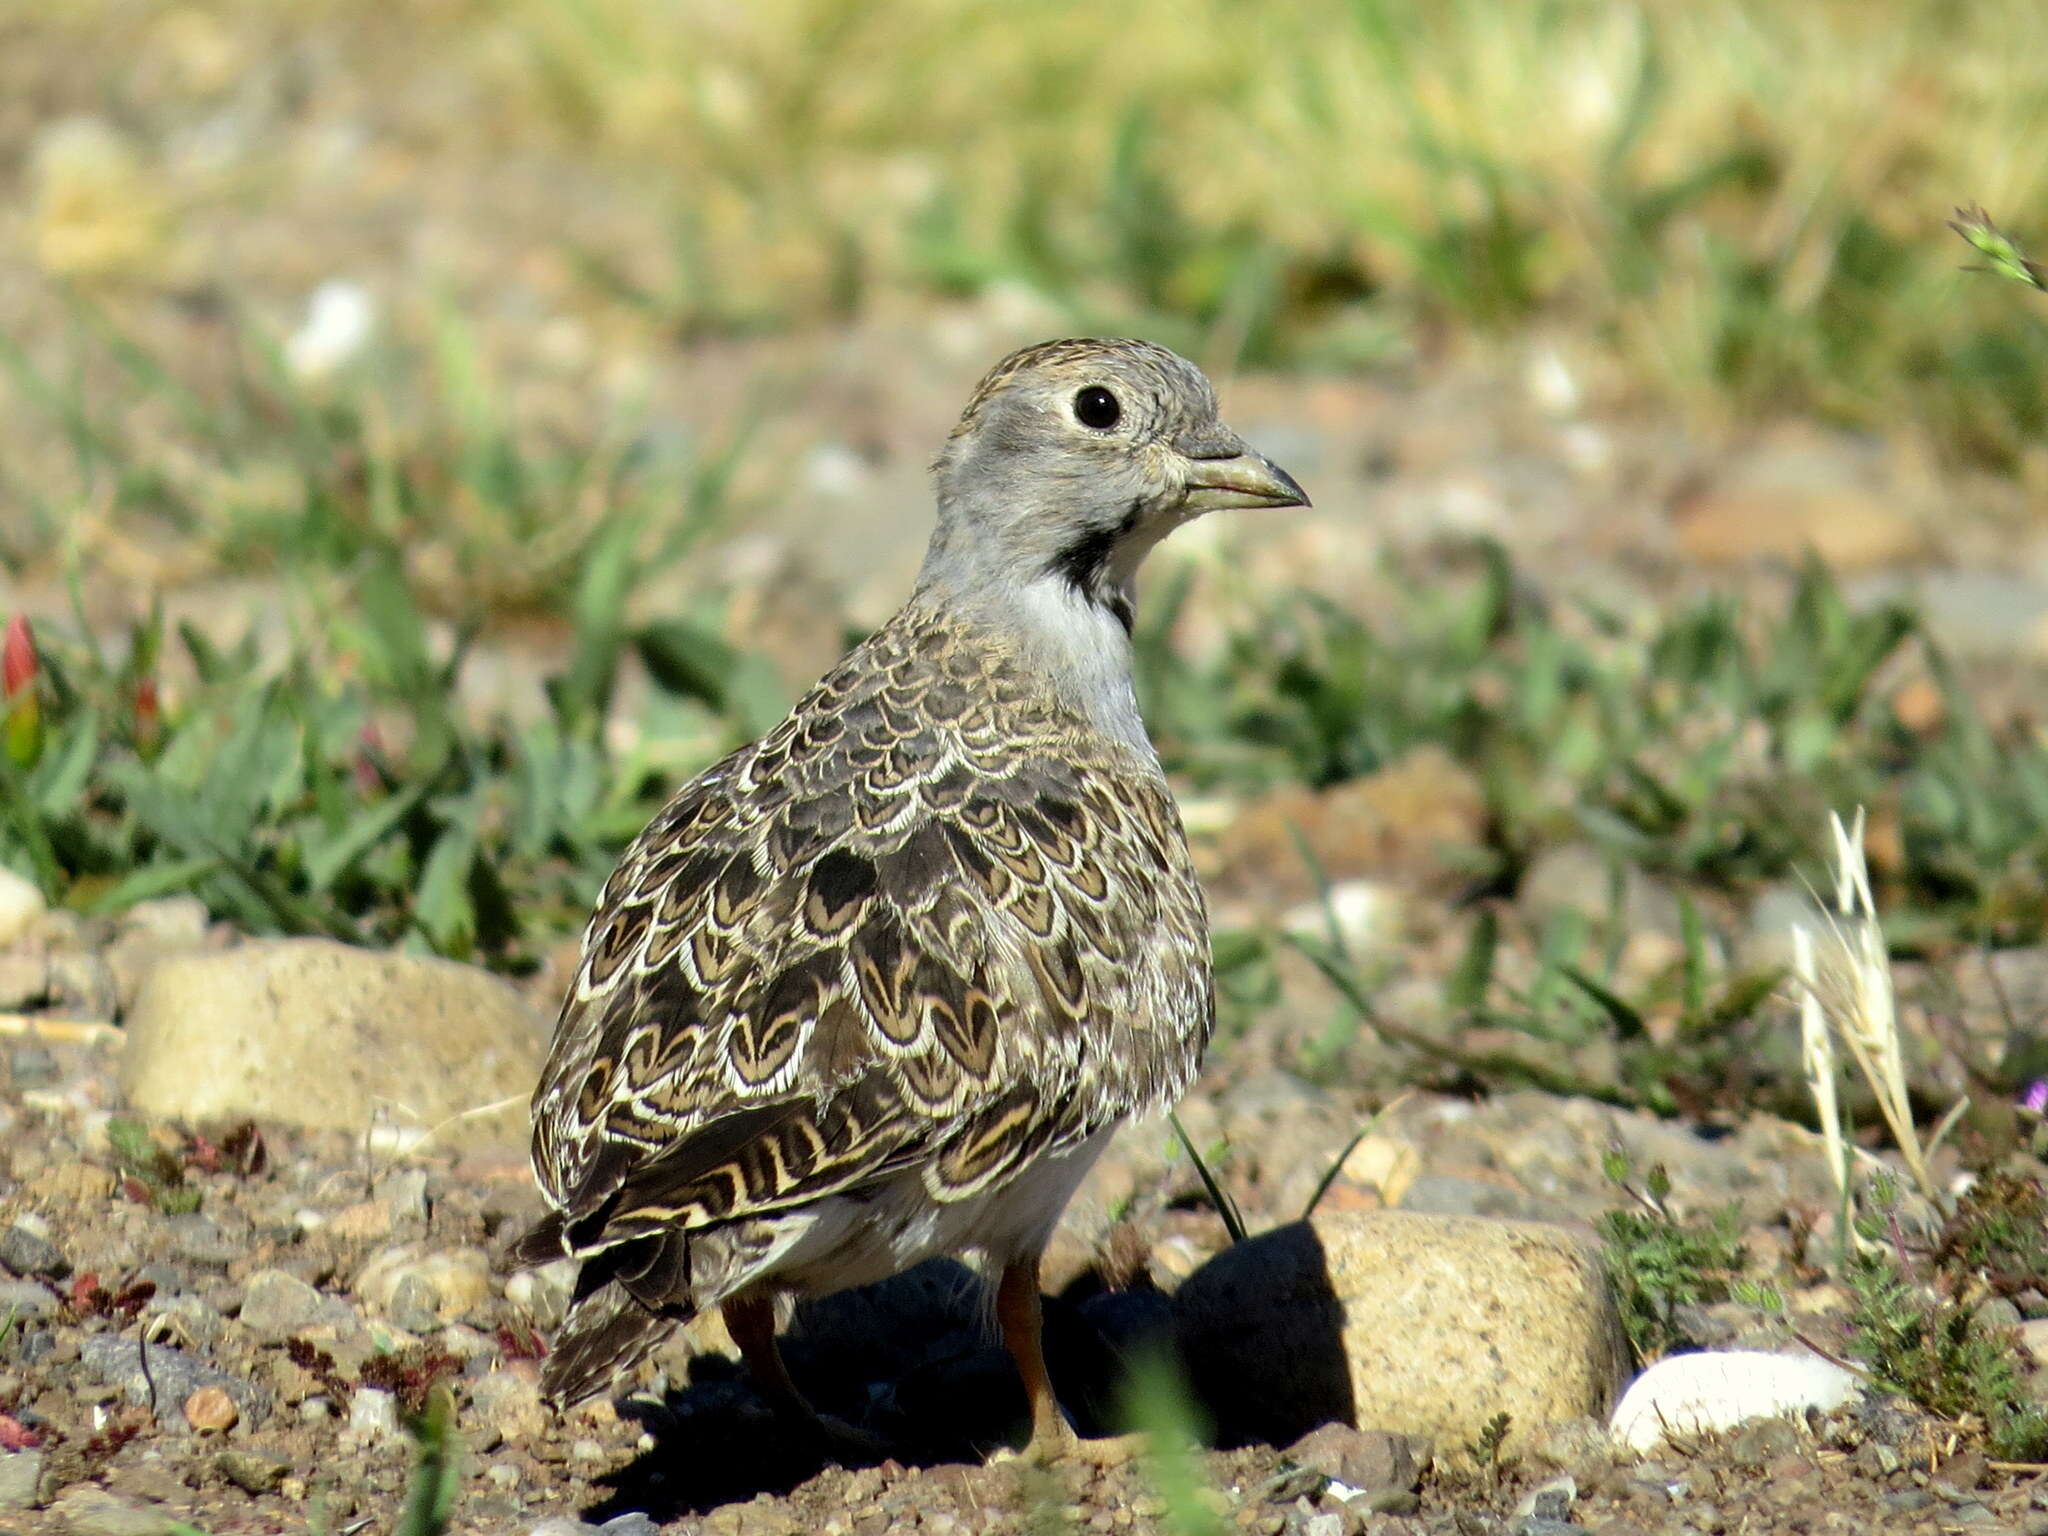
[580,1258,1149,1521]
[582,1225,1356,1522]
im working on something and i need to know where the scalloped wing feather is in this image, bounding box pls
[521,605,1211,1281]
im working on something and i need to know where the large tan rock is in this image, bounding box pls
[120,939,548,1150]
[1173,1212,1628,1457]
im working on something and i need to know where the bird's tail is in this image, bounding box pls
[506,1220,697,1407]
[540,1280,691,1406]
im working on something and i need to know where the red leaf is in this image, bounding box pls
[0,1413,40,1450]
[1,615,34,699]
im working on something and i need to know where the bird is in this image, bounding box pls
[510,337,1308,1464]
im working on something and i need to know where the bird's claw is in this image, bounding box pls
[990,1421,1145,1469]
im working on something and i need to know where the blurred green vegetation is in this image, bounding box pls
[3,2,2047,1123]
[8,0,2048,477]
[501,0,2048,470]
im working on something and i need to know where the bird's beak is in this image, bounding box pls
[1179,435,1311,512]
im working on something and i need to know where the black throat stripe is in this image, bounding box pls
[1048,502,1142,634]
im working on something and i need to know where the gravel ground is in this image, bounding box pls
[5,990,2048,1536]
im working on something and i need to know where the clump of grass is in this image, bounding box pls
[105,1117,202,1216]
[1595,1149,1747,1361]
[0,294,755,613]
[1464,1411,1515,1483]
[466,0,2048,467]
[1935,1173,2048,1295]
[1794,808,1958,1210]
[0,528,783,967]
[1146,548,2048,947]
[1849,1180,2048,1463]
[1783,809,2048,1460]
[395,1383,461,1536]
[1165,544,2048,1108]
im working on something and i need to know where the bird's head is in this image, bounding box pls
[921,338,1308,632]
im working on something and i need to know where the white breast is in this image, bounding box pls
[1006,577,1155,758]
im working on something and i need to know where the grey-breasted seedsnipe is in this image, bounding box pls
[512,338,1308,1462]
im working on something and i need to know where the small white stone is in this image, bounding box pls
[0,867,46,948]
[347,1386,401,1440]
[1609,1350,1862,1452]
[1526,344,1582,416]
[1281,879,1404,955]
[285,281,374,380]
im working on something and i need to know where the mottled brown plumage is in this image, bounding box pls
[514,338,1307,1454]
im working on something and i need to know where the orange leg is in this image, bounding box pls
[723,1291,809,1416]
[995,1255,1142,1467]
[723,1290,887,1462]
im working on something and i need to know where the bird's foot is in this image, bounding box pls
[991,1419,1146,1469]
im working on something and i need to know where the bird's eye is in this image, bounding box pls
[1072,386,1122,431]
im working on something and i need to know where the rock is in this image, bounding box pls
[49,1487,177,1536]
[0,1448,44,1511]
[1910,571,2048,662]
[238,1268,359,1343]
[0,951,45,1011]
[504,1262,575,1329]
[1173,1213,1628,1455]
[104,896,213,1012]
[120,938,549,1150]
[215,1449,289,1494]
[1728,1412,1803,1468]
[325,1200,396,1242]
[0,868,45,948]
[354,1245,494,1329]
[80,1335,268,1427]
[1210,746,1487,904]
[1518,844,1683,939]
[164,1212,244,1269]
[1285,1423,1428,1492]
[182,1385,238,1432]
[470,1369,547,1439]
[0,1279,58,1321]
[0,1222,69,1280]
[347,1386,402,1440]
[1608,1350,1862,1452]
[45,950,116,1018]
[1672,429,1924,571]
[1514,1475,1577,1524]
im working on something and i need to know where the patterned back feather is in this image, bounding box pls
[517,602,1212,1390]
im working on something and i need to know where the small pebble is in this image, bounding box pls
[215,1449,290,1495]
[1515,1475,1577,1523]
[182,1385,238,1433]
[0,1448,44,1513]
[7,1045,59,1090]
[348,1387,400,1440]
[0,866,46,948]
[0,1222,69,1280]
